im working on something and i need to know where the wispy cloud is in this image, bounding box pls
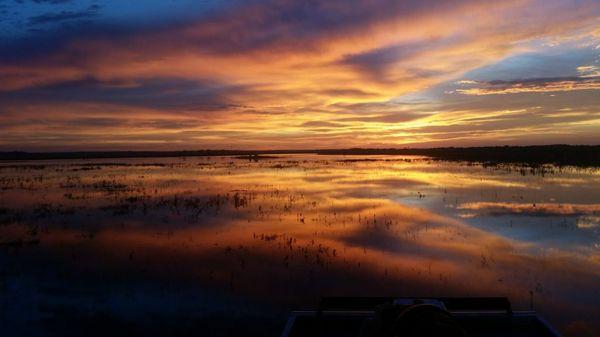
[577,65,600,78]
[458,202,600,216]
[28,7,99,26]
[454,77,600,95]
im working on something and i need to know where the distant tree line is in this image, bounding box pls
[1,145,599,167]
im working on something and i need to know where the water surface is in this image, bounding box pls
[0,155,598,336]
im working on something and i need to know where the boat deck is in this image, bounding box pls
[282,297,561,337]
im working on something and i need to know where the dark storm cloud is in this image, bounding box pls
[338,41,430,81]
[1,0,470,62]
[60,118,203,130]
[175,0,449,54]
[28,6,99,25]
[30,0,74,4]
[0,78,246,111]
[0,21,127,62]
[5,0,67,3]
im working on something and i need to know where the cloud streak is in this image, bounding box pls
[455,77,600,95]
[458,202,600,216]
[28,9,98,25]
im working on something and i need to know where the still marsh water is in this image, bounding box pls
[0,155,599,336]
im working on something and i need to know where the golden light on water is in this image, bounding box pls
[1,155,598,335]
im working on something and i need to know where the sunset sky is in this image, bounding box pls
[0,0,599,151]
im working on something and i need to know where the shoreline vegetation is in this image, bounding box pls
[1,145,599,167]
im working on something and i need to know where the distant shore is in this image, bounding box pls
[1,145,599,167]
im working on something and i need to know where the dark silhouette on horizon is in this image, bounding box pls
[1,145,599,167]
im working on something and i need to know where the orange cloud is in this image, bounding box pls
[0,0,599,149]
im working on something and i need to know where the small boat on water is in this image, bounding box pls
[282,297,561,337]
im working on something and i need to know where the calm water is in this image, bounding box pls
[0,155,599,336]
